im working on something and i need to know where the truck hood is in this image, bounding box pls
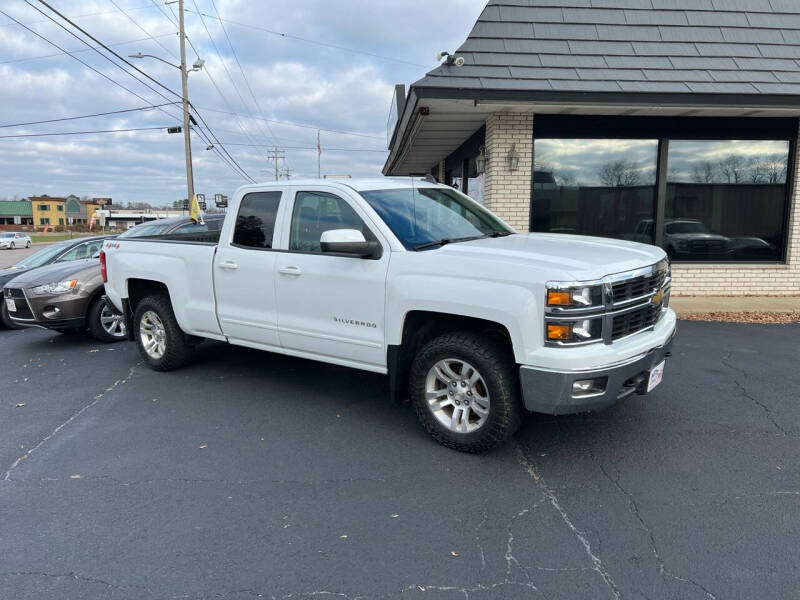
[2,258,98,289]
[436,233,666,280]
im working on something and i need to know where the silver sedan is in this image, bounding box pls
[0,232,32,249]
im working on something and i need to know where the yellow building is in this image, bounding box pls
[29,196,67,229]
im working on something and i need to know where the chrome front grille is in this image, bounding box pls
[544,261,671,346]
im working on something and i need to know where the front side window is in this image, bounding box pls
[664,140,789,262]
[532,139,658,242]
[233,191,281,249]
[289,191,368,252]
[360,187,510,250]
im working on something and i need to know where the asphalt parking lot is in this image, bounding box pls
[0,321,798,599]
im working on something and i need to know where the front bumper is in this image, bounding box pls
[520,329,675,415]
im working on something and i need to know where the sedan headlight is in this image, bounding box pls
[31,279,77,295]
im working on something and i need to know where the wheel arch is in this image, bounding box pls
[388,310,516,403]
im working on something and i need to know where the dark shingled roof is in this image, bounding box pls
[415,0,800,95]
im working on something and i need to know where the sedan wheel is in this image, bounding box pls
[25,241,30,248]
[139,310,167,359]
[9,242,14,249]
[100,305,126,339]
[425,358,491,434]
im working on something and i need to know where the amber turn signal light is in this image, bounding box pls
[547,290,572,306]
[547,324,573,341]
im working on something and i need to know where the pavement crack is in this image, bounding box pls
[0,570,151,593]
[722,352,787,436]
[592,453,717,600]
[515,441,621,600]
[1,362,142,482]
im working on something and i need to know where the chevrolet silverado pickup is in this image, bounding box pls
[102,178,676,452]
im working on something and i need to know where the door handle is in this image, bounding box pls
[218,261,239,270]
[279,266,302,276]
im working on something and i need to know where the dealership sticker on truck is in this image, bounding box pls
[647,360,665,392]
[5,298,15,313]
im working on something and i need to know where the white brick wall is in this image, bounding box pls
[483,112,533,232]
[483,111,800,296]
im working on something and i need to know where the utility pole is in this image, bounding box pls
[268,147,286,181]
[178,0,194,202]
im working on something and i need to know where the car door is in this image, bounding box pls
[274,188,390,371]
[214,190,285,348]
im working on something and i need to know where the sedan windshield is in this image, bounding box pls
[13,242,70,269]
[359,187,512,250]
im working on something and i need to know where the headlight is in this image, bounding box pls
[31,279,77,295]
[546,284,603,308]
[546,317,603,344]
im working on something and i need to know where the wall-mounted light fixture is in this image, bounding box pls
[507,143,519,171]
[476,145,487,174]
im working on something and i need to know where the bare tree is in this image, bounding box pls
[764,153,787,184]
[747,156,766,183]
[692,162,716,183]
[718,154,745,183]
[597,160,640,187]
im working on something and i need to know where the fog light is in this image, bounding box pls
[572,377,608,397]
[547,323,572,340]
[42,306,61,320]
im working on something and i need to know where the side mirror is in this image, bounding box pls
[320,229,379,258]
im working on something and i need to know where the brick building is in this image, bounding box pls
[384,0,800,296]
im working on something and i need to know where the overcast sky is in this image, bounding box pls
[0,0,485,205]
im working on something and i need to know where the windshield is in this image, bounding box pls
[666,221,709,234]
[359,187,512,249]
[118,221,176,238]
[13,242,70,269]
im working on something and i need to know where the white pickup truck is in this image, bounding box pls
[102,178,675,452]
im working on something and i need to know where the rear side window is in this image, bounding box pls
[233,191,281,249]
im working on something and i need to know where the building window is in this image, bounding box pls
[40,218,50,225]
[59,218,65,225]
[21,218,33,225]
[38,204,50,211]
[57,205,64,212]
[664,140,789,262]
[532,139,658,242]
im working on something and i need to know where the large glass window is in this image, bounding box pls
[233,191,281,249]
[289,191,368,253]
[664,140,789,262]
[532,139,658,242]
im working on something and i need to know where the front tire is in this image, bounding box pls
[25,241,30,248]
[133,294,193,371]
[409,331,523,453]
[88,297,126,343]
[9,242,14,250]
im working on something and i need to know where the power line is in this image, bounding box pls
[108,0,178,60]
[0,103,178,128]
[0,2,157,29]
[183,8,429,68]
[194,105,385,140]
[33,0,182,101]
[0,126,170,139]
[0,33,175,65]
[218,142,388,153]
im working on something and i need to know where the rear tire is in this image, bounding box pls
[409,331,524,453]
[1,297,23,329]
[133,294,193,371]
[88,297,126,343]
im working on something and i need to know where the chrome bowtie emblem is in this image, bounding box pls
[652,289,664,305]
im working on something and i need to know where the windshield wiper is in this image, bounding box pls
[412,231,512,251]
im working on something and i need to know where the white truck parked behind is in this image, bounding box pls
[102,178,676,452]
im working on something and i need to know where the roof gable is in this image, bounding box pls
[414,0,800,95]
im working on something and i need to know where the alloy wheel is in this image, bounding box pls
[139,310,166,359]
[100,305,126,338]
[424,358,490,434]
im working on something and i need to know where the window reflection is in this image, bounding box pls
[532,139,658,241]
[664,140,788,261]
